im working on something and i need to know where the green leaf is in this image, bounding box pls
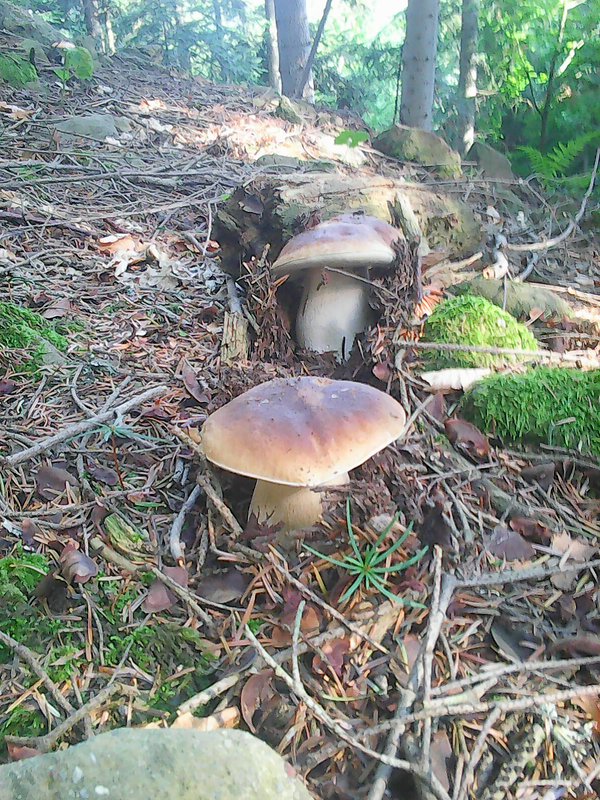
[334,129,369,148]
[0,54,37,88]
[65,46,95,80]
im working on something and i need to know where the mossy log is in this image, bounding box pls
[214,173,483,275]
[452,277,572,321]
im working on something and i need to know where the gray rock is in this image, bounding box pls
[467,142,515,181]
[373,124,462,178]
[0,728,313,800]
[0,1,63,46]
[54,113,132,142]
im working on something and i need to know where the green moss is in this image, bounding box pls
[423,295,539,368]
[0,302,68,369]
[461,368,600,456]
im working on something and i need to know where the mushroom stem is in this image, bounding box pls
[249,473,349,531]
[295,268,373,361]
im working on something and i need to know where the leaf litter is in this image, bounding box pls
[0,50,598,800]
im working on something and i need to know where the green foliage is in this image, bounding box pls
[517,131,600,187]
[461,368,600,456]
[0,54,37,88]
[65,46,94,79]
[305,500,427,607]
[334,129,369,147]
[423,295,539,369]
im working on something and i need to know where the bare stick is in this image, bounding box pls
[169,484,202,563]
[506,148,600,253]
[4,385,167,467]
[244,625,452,800]
[420,548,443,773]
[453,708,502,800]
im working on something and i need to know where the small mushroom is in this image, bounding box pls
[272,213,403,360]
[201,376,407,531]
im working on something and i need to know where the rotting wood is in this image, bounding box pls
[214,173,484,275]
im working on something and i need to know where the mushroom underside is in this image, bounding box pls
[295,268,374,361]
[249,473,350,531]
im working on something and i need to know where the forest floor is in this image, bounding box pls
[1,54,600,800]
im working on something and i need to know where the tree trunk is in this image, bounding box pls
[81,0,102,45]
[539,0,569,151]
[274,0,313,101]
[399,0,440,131]
[456,0,479,155]
[100,1,116,55]
[264,0,282,93]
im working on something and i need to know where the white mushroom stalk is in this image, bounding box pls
[272,214,403,362]
[249,473,349,531]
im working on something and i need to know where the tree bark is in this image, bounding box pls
[81,0,102,45]
[264,0,282,93]
[456,0,479,155]
[274,0,313,101]
[294,0,333,99]
[399,0,440,131]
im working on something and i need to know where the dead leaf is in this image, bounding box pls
[35,464,79,501]
[19,518,42,547]
[60,542,98,584]
[272,588,321,647]
[521,462,555,491]
[181,361,208,404]
[491,621,534,663]
[509,516,552,544]
[548,635,600,657]
[196,569,249,604]
[87,460,119,486]
[239,194,263,215]
[34,572,68,611]
[0,379,17,395]
[172,707,239,731]
[551,532,597,562]
[572,694,600,736]
[444,418,490,460]
[430,730,452,792]
[6,743,41,761]
[240,669,275,733]
[419,495,453,549]
[42,298,73,319]
[487,525,535,561]
[312,638,351,678]
[97,233,139,254]
[421,367,491,393]
[372,361,392,382]
[142,566,188,613]
[428,392,447,423]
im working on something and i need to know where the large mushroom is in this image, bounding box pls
[272,213,403,360]
[201,376,406,531]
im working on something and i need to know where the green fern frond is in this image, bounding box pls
[518,131,600,181]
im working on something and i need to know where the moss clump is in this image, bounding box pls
[461,367,600,456]
[422,295,539,368]
[0,302,68,369]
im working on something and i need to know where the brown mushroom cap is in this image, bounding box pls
[272,214,403,275]
[201,376,407,487]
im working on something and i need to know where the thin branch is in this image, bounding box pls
[294,0,334,99]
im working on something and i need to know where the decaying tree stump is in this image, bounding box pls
[214,173,483,275]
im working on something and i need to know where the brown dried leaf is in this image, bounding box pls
[34,572,68,612]
[196,569,249,604]
[419,496,453,550]
[87,460,119,486]
[521,462,555,491]
[312,638,351,678]
[172,707,239,731]
[572,694,600,735]
[509,516,552,544]
[60,542,98,584]
[142,566,188,613]
[42,298,73,319]
[6,743,41,762]
[35,464,79,500]
[444,418,490,459]
[97,233,139,254]
[181,361,207,404]
[487,525,535,562]
[240,669,275,733]
[431,730,452,792]
[20,518,42,547]
[0,379,17,395]
[551,532,597,562]
[372,361,392,383]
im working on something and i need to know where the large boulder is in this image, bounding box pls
[467,142,515,181]
[0,728,313,800]
[373,124,462,178]
[0,1,63,46]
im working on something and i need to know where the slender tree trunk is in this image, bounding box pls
[456,0,480,154]
[100,2,116,55]
[274,0,313,101]
[82,0,102,44]
[399,0,440,131]
[539,0,568,151]
[294,0,333,99]
[264,0,281,93]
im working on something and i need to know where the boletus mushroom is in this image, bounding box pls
[272,213,403,360]
[201,376,406,531]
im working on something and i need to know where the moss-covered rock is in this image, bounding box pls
[467,142,515,181]
[373,124,462,178]
[451,277,572,322]
[461,368,600,456]
[422,295,539,368]
[0,728,312,800]
[0,302,68,368]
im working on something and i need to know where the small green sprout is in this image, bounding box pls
[305,500,428,607]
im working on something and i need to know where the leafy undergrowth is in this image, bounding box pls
[423,294,539,368]
[0,52,599,800]
[462,367,600,456]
